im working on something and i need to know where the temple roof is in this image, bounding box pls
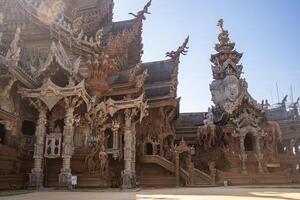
[111,20,134,34]
[176,112,206,127]
[37,41,81,78]
[141,59,176,84]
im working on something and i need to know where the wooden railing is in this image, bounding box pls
[140,155,189,181]
[140,155,212,185]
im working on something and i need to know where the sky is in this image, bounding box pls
[113,0,300,113]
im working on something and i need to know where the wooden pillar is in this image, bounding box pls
[175,152,180,187]
[111,122,120,160]
[188,155,194,186]
[59,97,80,187]
[29,103,47,188]
[131,124,137,173]
[239,136,248,175]
[255,136,264,173]
[160,138,164,157]
[122,109,136,189]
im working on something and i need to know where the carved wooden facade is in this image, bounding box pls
[0,1,299,190]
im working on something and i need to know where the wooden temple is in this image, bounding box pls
[0,0,299,190]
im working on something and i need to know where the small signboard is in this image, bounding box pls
[71,176,77,186]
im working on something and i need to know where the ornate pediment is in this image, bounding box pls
[19,79,91,111]
[37,41,81,79]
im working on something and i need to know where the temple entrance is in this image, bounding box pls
[44,158,63,187]
[22,120,36,136]
[146,143,153,155]
[105,129,113,149]
[244,134,254,151]
[0,123,5,144]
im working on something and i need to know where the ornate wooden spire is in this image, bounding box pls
[211,19,243,80]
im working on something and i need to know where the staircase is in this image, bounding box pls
[193,168,212,186]
[140,155,211,187]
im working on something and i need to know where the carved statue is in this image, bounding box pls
[198,107,217,148]
[99,144,109,176]
[72,17,84,41]
[87,52,119,80]
[166,36,189,60]
[159,107,176,137]
[85,145,98,174]
[95,28,104,47]
[197,125,216,148]
[263,121,282,142]
[203,107,214,125]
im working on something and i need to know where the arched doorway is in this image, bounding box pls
[244,134,254,151]
[22,120,36,136]
[0,123,5,145]
[105,129,114,149]
[145,143,153,155]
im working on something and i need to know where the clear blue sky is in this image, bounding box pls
[114,0,300,112]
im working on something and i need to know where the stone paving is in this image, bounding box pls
[1,186,300,200]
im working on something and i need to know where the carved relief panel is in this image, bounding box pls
[44,133,62,158]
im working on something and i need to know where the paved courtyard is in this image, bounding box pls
[1,186,300,200]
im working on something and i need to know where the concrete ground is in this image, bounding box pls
[1,186,300,200]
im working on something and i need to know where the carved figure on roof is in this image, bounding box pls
[37,0,65,25]
[281,95,288,106]
[87,53,119,80]
[166,36,189,60]
[6,27,21,62]
[288,97,300,120]
[129,63,141,82]
[204,107,214,126]
[72,16,84,41]
[95,28,104,47]
[217,19,224,32]
[129,0,152,20]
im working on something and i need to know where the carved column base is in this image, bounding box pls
[241,168,248,175]
[121,170,136,189]
[241,160,248,175]
[29,169,44,188]
[59,169,72,187]
[257,157,264,174]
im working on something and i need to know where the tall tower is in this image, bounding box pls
[210,19,245,119]
[209,19,266,174]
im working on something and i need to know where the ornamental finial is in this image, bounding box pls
[129,0,152,20]
[166,36,189,60]
[217,18,224,32]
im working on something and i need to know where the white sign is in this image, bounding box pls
[71,176,77,185]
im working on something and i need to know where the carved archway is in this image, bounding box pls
[21,120,36,136]
[145,143,153,155]
[244,133,254,151]
[0,123,5,144]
